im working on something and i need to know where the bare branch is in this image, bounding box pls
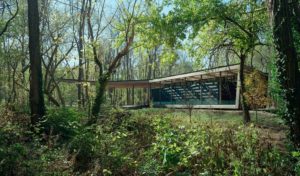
[0,0,18,37]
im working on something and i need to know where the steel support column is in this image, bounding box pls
[219,72,222,105]
[132,85,134,105]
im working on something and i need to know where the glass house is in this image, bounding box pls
[63,64,251,109]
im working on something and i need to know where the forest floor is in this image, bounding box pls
[0,106,294,175]
[130,108,288,150]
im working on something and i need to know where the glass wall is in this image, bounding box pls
[151,76,237,106]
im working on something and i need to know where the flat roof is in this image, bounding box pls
[60,64,241,88]
[61,79,158,88]
[150,64,240,83]
[107,80,151,88]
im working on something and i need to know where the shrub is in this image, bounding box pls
[292,151,300,175]
[69,128,98,172]
[0,121,45,175]
[0,108,80,175]
[68,109,156,175]
[0,107,295,175]
[42,108,83,141]
[139,116,294,175]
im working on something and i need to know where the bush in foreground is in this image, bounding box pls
[69,110,295,175]
[0,107,298,175]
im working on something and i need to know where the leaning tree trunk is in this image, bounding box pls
[90,19,135,122]
[239,54,251,124]
[27,0,45,125]
[273,0,300,147]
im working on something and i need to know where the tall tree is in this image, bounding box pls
[272,0,300,147]
[91,0,138,119]
[27,0,45,124]
[151,0,268,123]
[75,0,87,108]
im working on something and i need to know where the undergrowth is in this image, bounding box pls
[0,107,298,175]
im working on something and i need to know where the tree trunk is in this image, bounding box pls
[239,54,251,124]
[126,54,130,104]
[85,53,90,107]
[273,0,300,147]
[91,73,109,118]
[45,92,60,107]
[8,64,17,103]
[147,49,154,79]
[27,0,46,124]
[77,0,86,108]
[90,18,135,122]
[55,82,65,107]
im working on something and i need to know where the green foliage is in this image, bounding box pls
[160,47,178,65]
[155,0,270,67]
[0,111,70,175]
[0,107,297,175]
[0,123,31,175]
[42,108,83,141]
[140,115,293,175]
[69,129,98,172]
[292,151,300,175]
[267,54,285,113]
[69,108,152,174]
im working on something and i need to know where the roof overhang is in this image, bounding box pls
[61,64,250,89]
[107,80,151,89]
[149,64,240,84]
